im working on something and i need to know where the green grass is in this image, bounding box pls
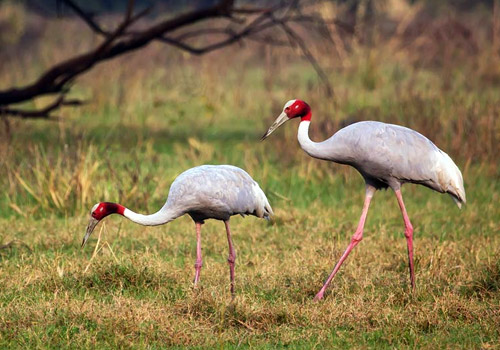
[1,106,498,349]
[1,9,500,348]
[0,204,499,349]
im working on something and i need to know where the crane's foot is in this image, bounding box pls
[193,261,202,287]
[313,289,326,301]
[313,295,323,302]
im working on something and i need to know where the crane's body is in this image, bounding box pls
[116,165,273,225]
[297,120,465,206]
[82,165,273,296]
[163,165,273,222]
[262,99,465,300]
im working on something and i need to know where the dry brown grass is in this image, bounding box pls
[0,207,499,348]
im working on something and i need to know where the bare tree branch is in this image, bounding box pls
[59,0,107,35]
[160,11,277,55]
[0,2,152,109]
[0,1,232,108]
[0,0,339,119]
[274,16,334,97]
[0,95,84,119]
[290,15,355,34]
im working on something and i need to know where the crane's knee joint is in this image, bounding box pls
[227,255,236,264]
[404,226,414,238]
[352,237,362,245]
[352,231,363,244]
[194,261,203,269]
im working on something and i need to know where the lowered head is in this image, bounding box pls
[82,202,124,247]
[261,99,311,140]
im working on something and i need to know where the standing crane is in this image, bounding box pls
[262,99,465,301]
[82,165,273,296]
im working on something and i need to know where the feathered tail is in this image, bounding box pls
[252,182,274,220]
[437,150,466,208]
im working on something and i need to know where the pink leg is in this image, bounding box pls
[224,220,237,297]
[314,186,376,301]
[394,189,415,290]
[193,222,203,287]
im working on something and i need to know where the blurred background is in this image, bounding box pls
[1,0,498,218]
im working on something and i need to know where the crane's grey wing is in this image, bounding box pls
[220,165,273,219]
[328,122,465,205]
[369,123,465,204]
[324,122,436,184]
[164,165,273,221]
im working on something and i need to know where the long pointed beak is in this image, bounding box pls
[82,217,99,248]
[261,112,289,140]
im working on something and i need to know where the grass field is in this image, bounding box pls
[1,2,500,348]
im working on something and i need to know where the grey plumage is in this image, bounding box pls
[301,121,466,206]
[162,165,274,222]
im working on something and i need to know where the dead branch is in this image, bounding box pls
[0,0,341,119]
[274,17,334,97]
[0,96,85,119]
[57,0,108,35]
[160,10,277,55]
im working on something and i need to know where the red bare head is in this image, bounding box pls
[82,202,125,247]
[261,99,312,140]
[283,99,311,121]
[91,202,124,220]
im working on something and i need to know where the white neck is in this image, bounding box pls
[297,120,348,163]
[298,121,324,159]
[123,207,178,226]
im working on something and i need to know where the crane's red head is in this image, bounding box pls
[283,99,311,120]
[82,202,125,248]
[91,202,124,220]
[261,99,311,140]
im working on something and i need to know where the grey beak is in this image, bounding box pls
[82,217,99,248]
[261,112,289,141]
